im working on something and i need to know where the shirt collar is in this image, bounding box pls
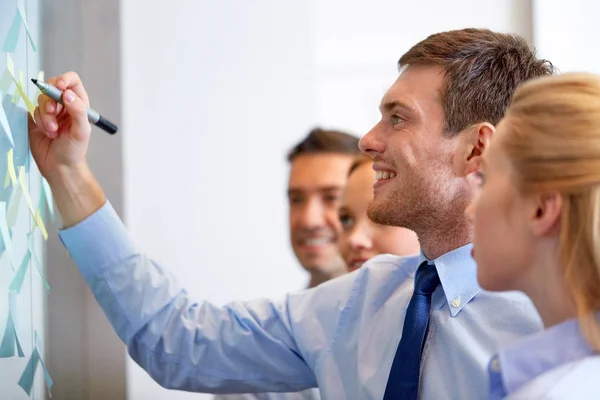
[489,318,595,396]
[418,243,480,317]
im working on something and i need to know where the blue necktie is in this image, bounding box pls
[383,262,440,400]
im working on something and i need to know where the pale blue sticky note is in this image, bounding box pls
[9,250,31,294]
[28,233,49,291]
[18,348,53,397]
[0,91,15,147]
[0,291,25,358]
[40,178,54,222]
[0,70,13,93]
[0,201,15,269]
[18,348,39,395]
[1,9,21,53]
[17,5,36,52]
[7,183,22,227]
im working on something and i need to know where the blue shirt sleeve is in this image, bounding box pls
[58,202,318,393]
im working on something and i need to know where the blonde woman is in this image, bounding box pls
[339,155,420,271]
[466,73,600,399]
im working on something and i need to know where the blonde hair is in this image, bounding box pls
[500,72,600,350]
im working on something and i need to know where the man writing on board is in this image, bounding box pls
[30,28,554,399]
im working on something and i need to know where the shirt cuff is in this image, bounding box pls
[58,201,138,282]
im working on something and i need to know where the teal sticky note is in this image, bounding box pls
[0,291,25,358]
[28,233,49,291]
[1,9,21,53]
[9,250,31,293]
[0,91,15,147]
[18,347,53,397]
[17,6,36,52]
[0,201,15,269]
[18,348,39,395]
[41,178,54,222]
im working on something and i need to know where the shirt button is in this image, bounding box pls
[490,357,500,372]
[451,296,461,308]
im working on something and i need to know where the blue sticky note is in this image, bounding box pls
[9,249,31,293]
[0,201,15,269]
[1,9,21,53]
[18,347,53,397]
[0,91,15,147]
[0,291,25,358]
[28,233,49,291]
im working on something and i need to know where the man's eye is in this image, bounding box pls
[339,213,354,229]
[391,115,405,125]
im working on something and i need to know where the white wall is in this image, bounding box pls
[532,0,600,74]
[120,1,532,399]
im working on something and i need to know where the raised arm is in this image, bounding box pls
[29,72,350,393]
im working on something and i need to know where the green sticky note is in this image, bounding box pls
[0,92,14,147]
[0,291,25,358]
[0,201,15,269]
[28,233,49,291]
[9,250,31,294]
[1,9,21,53]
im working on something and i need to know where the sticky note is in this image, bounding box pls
[40,178,54,222]
[7,148,17,186]
[7,183,22,227]
[1,9,21,53]
[6,54,15,78]
[28,233,49,291]
[0,92,14,147]
[37,70,44,83]
[0,70,13,93]
[14,70,36,118]
[18,347,53,397]
[17,5,36,52]
[0,201,15,268]
[18,166,35,218]
[1,6,36,53]
[9,250,31,293]
[0,291,25,358]
[35,209,48,240]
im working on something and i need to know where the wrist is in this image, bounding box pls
[45,162,107,228]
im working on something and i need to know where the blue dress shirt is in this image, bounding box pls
[488,318,600,399]
[214,389,320,400]
[58,202,543,399]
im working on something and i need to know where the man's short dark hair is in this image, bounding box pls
[399,28,556,135]
[287,127,360,162]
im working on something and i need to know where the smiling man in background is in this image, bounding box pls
[215,127,359,400]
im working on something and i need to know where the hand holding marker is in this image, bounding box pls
[31,79,118,134]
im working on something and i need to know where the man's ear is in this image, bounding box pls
[462,123,495,176]
[530,192,562,237]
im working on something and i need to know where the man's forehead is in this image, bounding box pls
[381,66,445,109]
[288,153,354,190]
